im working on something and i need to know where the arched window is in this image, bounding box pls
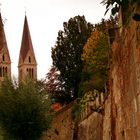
[29,56,31,63]
[2,67,4,77]
[2,54,5,61]
[20,70,22,80]
[5,67,7,76]
[26,68,34,79]
[29,68,32,78]
[32,68,34,78]
[0,67,2,77]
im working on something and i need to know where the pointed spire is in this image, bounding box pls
[0,12,11,61]
[0,12,3,25]
[0,12,11,81]
[0,13,4,51]
[19,15,36,63]
[18,15,37,81]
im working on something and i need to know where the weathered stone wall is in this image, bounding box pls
[103,94,111,140]
[104,5,140,140]
[42,99,104,140]
[77,112,103,140]
[42,102,74,140]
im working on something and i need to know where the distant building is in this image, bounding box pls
[18,15,37,81]
[0,13,37,82]
[0,13,11,82]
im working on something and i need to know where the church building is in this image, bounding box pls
[18,15,37,81]
[0,13,37,82]
[0,13,11,82]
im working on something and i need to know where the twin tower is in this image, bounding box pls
[0,13,37,82]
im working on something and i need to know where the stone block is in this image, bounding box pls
[103,118,111,133]
[125,129,135,140]
[96,97,100,107]
[137,94,140,114]
[100,92,104,104]
[132,98,138,113]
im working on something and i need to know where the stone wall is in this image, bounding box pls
[77,112,103,140]
[103,4,140,140]
[42,102,74,140]
[42,94,104,140]
[103,95,111,140]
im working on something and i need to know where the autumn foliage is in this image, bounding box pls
[79,20,110,96]
[47,16,117,103]
[51,15,93,103]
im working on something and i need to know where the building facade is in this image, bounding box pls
[18,15,37,81]
[0,13,37,82]
[0,13,11,82]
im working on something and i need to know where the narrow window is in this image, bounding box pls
[0,67,2,77]
[5,67,7,76]
[2,67,4,77]
[32,68,34,78]
[29,68,32,78]
[2,54,5,61]
[20,70,22,80]
[29,56,31,63]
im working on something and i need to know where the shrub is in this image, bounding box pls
[0,78,52,140]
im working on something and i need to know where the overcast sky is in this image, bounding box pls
[0,0,110,80]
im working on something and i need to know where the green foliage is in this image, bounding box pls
[101,0,120,16]
[45,66,71,105]
[51,15,93,102]
[101,0,138,16]
[0,78,52,140]
[71,101,82,121]
[72,90,99,121]
[80,19,113,97]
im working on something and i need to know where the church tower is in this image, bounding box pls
[0,13,11,82]
[18,15,37,81]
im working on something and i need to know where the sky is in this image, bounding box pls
[0,0,110,80]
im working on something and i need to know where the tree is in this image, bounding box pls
[46,66,60,95]
[80,19,110,96]
[0,78,52,140]
[45,66,71,104]
[101,0,121,16]
[51,15,93,102]
[101,0,139,16]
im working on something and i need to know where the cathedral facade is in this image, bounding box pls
[0,13,37,82]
